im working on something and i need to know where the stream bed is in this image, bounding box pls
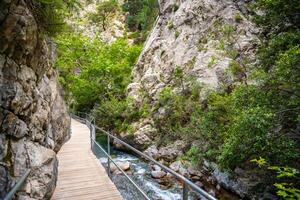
[92,135,239,200]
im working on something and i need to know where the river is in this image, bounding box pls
[93,134,239,200]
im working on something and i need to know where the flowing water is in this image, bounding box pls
[93,134,239,200]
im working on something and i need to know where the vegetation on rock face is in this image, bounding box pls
[54,0,299,198]
[88,0,120,31]
[33,0,80,36]
[122,0,159,41]
[55,0,158,134]
[151,0,300,197]
[56,33,141,115]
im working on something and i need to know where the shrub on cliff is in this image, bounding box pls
[55,33,141,113]
[33,0,80,36]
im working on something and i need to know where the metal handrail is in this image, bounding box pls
[4,169,31,200]
[92,138,151,200]
[74,113,217,200]
[74,114,151,199]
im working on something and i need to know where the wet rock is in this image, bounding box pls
[151,164,162,172]
[144,145,159,159]
[158,141,187,161]
[170,161,183,172]
[191,175,202,182]
[179,166,189,177]
[110,161,131,173]
[187,166,203,177]
[204,159,249,198]
[151,170,167,179]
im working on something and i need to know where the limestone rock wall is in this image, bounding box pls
[0,0,70,199]
[126,0,260,149]
[122,0,261,197]
[129,0,259,100]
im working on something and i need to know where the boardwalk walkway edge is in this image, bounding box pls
[51,119,122,200]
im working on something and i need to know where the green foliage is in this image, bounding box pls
[207,56,217,68]
[88,0,119,31]
[153,75,204,144]
[234,13,243,23]
[180,146,201,164]
[55,33,141,113]
[253,0,300,32]
[252,159,300,199]
[168,21,174,30]
[92,97,149,133]
[122,0,159,41]
[172,4,179,12]
[33,0,80,36]
[268,166,299,178]
[175,30,180,38]
[219,106,275,169]
[251,157,267,167]
[274,183,300,199]
[222,24,236,38]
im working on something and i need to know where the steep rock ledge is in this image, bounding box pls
[0,0,70,199]
[122,0,261,198]
[129,0,260,102]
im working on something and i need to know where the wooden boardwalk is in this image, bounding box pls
[52,119,122,200]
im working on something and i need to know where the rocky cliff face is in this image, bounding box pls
[129,0,259,103]
[127,0,260,152]
[67,0,126,43]
[123,0,261,197]
[0,0,70,199]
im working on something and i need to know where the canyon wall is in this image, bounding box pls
[126,0,260,150]
[122,0,261,197]
[0,0,70,199]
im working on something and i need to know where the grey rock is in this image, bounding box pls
[0,0,70,198]
[204,159,249,198]
[110,161,131,173]
[1,112,28,138]
[115,123,157,151]
[158,140,186,161]
[144,145,159,159]
[169,160,183,172]
[0,164,12,199]
[0,135,7,160]
[151,170,167,179]
[151,164,162,172]
[187,166,202,177]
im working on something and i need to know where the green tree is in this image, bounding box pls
[122,0,159,41]
[33,0,81,36]
[89,0,119,31]
[55,33,141,112]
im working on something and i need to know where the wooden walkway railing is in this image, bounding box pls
[51,119,122,200]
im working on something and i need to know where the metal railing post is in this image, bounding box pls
[183,182,188,200]
[107,135,111,177]
[90,126,93,151]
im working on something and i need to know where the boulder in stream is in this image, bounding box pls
[151,171,167,179]
[110,161,131,174]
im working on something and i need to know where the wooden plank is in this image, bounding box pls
[51,119,122,200]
